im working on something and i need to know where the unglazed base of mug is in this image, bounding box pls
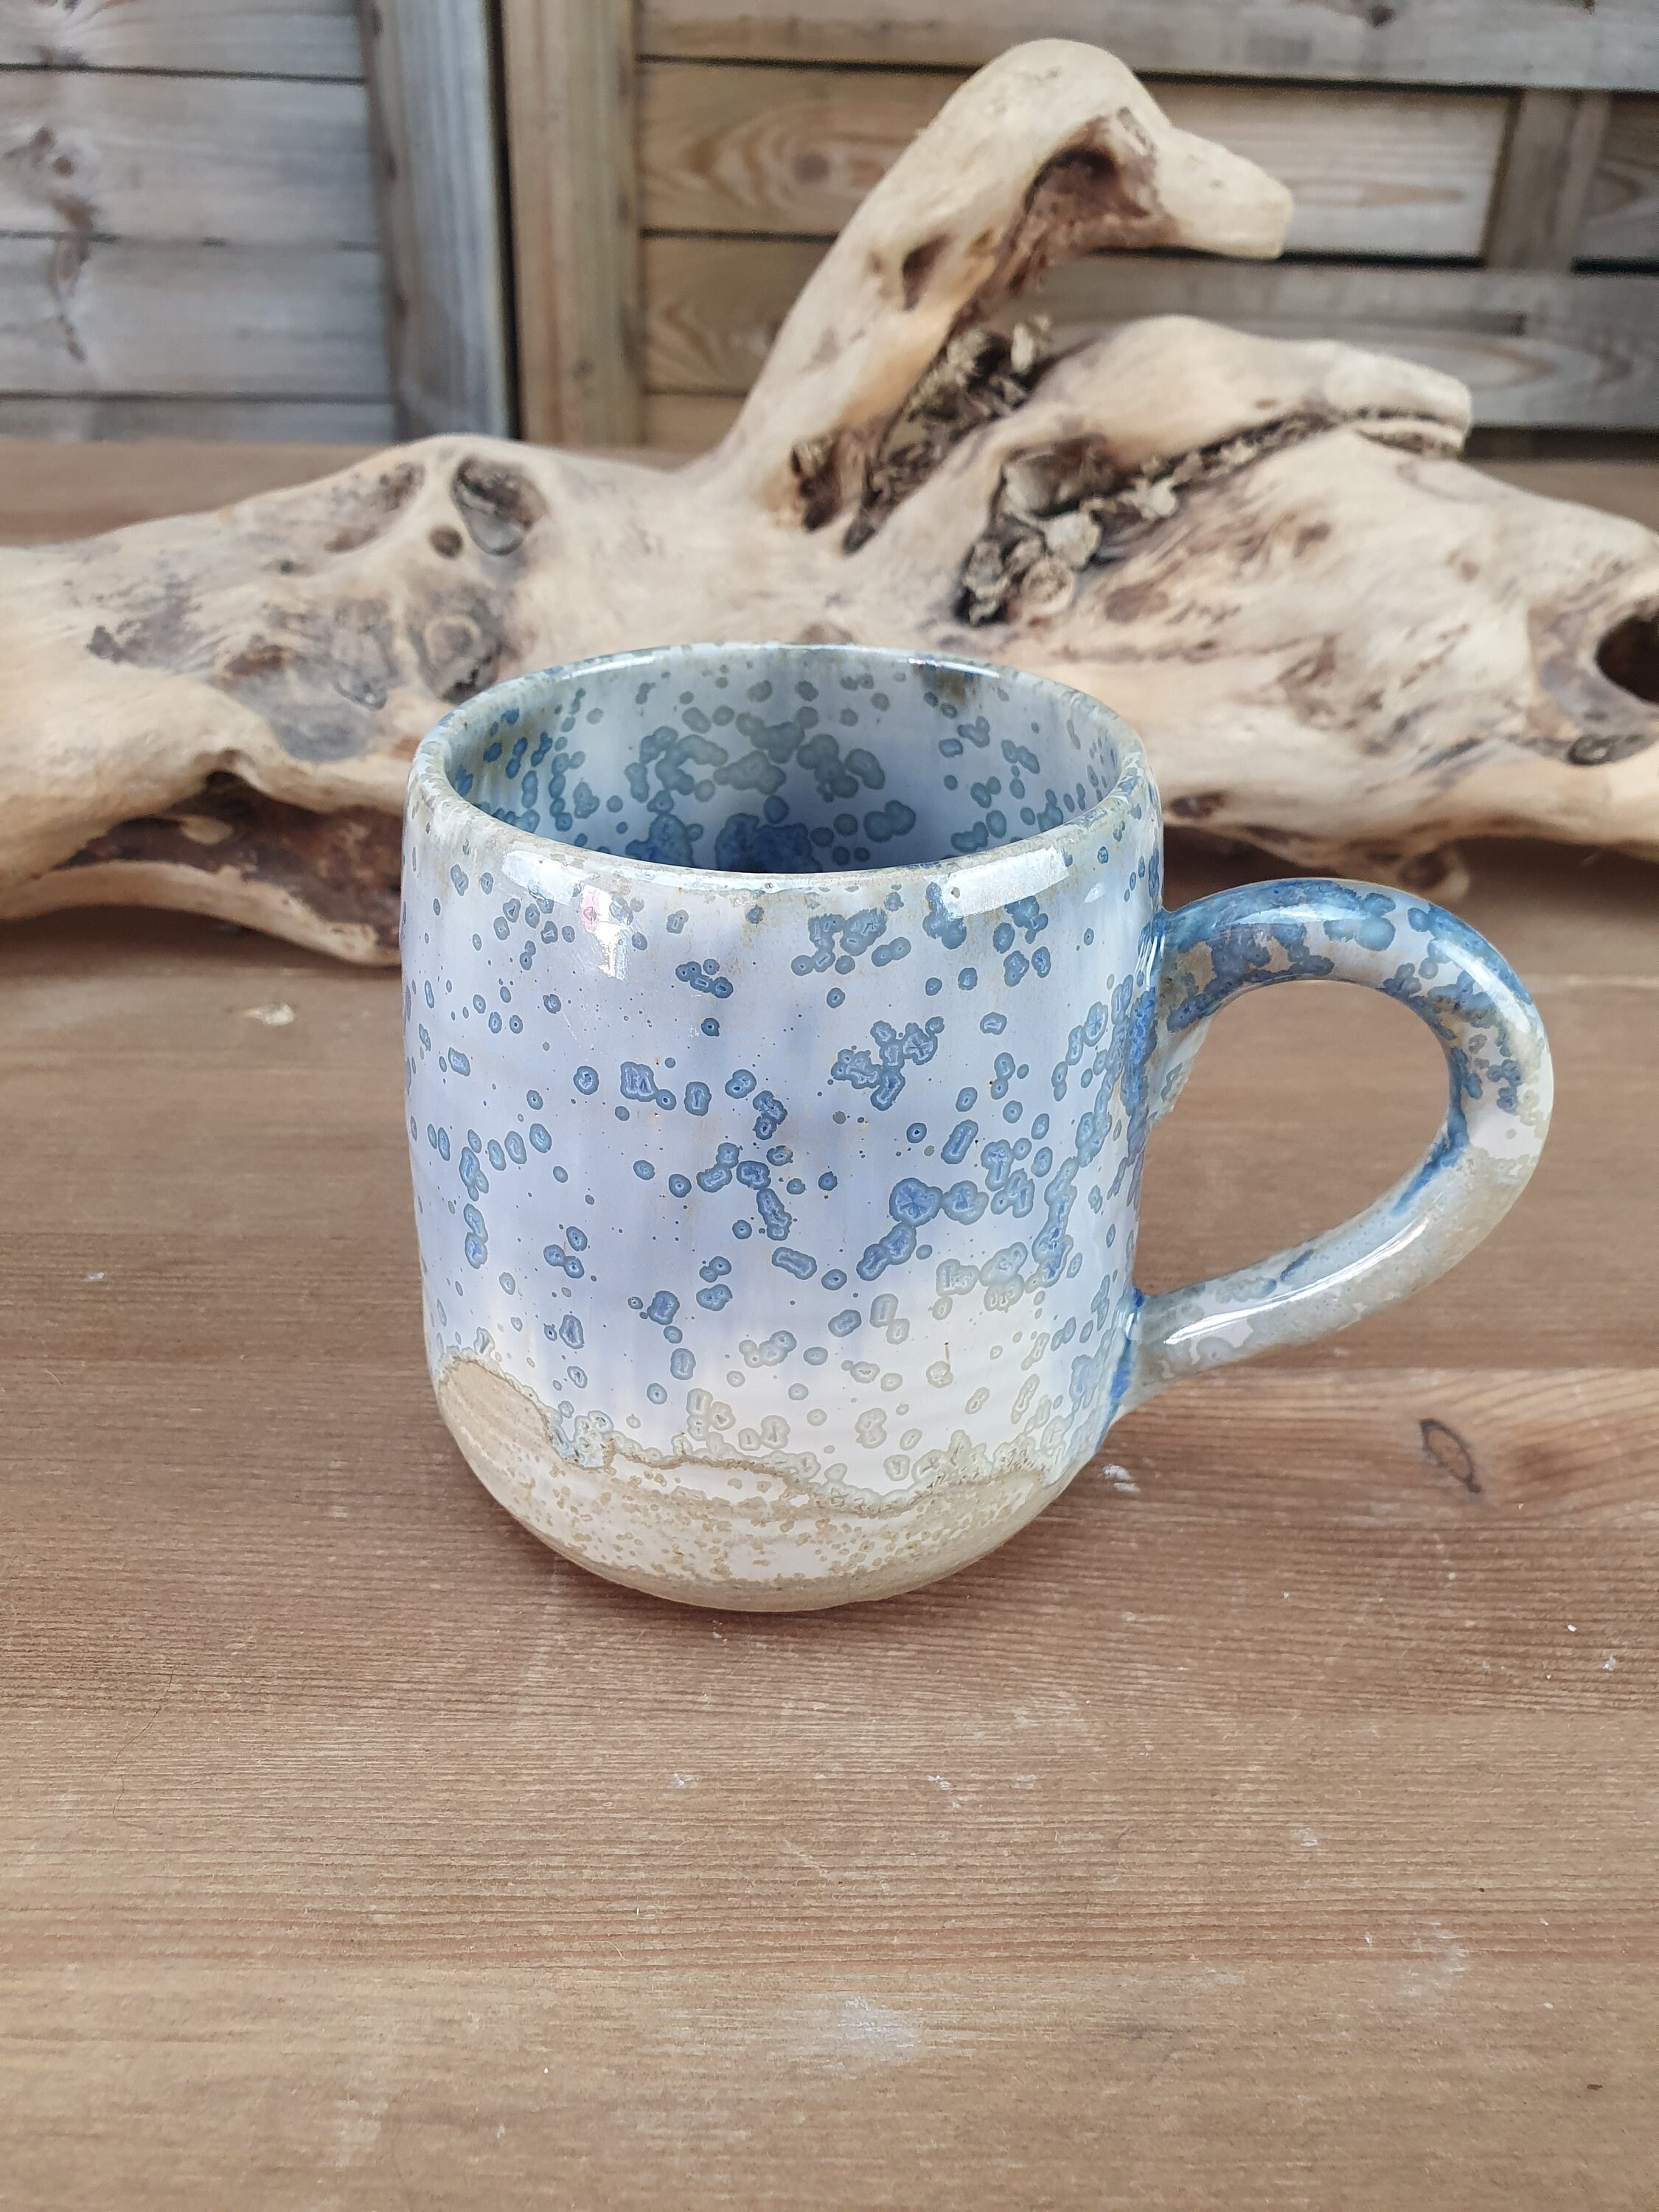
[435,1354,1078,1610]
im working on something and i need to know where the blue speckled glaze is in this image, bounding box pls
[402,644,1551,1610]
[1130,875,1553,1405]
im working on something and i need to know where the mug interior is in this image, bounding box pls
[442,644,1122,875]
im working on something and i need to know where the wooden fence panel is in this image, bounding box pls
[361,0,512,437]
[0,71,376,247]
[0,237,389,400]
[0,0,400,437]
[1484,90,1611,271]
[1581,97,1659,262]
[638,0,1659,92]
[501,0,641,445]
[0,0,362,77]
[0,396,395,441]
[642,390,741,453]
[642,234,1659,430]
[1016,260,1659,431]
[640,63,1508,261]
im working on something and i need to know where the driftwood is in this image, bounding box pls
[2,41,1656,962]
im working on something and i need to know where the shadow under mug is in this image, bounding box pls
[402,644,1551,1610]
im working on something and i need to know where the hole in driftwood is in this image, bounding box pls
[451,458,544,556]
[990,125,1156,296]
[1029,146,1127,224]
[1596,612,1659,706]
[900,235,947,309]
[791,429,859,532]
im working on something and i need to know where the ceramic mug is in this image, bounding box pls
[402,644,1551,1610]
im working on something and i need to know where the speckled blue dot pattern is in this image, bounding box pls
[404,647,1152,1554]
[401,644,1551,1610]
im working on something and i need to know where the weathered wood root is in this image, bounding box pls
[1,40,1655,961]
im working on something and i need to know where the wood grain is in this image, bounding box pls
[1485,88,1612,271]
[0,236,388,400]
[634,400,1659,470]
[361,0,512,437]
[1,451,1655,2211]
[0,433,672,540]
[0,0,363,77]
[4,1964,1656,2212]
[643,388,740,451]
[0,395,395,442]
[1012,262,1659,434]
[0,69,377,246]
[1474,456,1659,533]
[637,0,1659,92]
[0,434,377,540]
[639,62,1507,261]
[502,0,641,445]
[642,235,1659,429]
[1581,96,1659,263]
[1,812,1655,2206]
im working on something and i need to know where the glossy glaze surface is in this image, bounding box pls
[1129,880,1554,1405]
[402,645,1551,1609]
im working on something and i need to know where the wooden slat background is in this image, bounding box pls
[0,434,377,538]
[0,72,378,245]
[595,7,1659,454]
[639,66,1510,261]
[0,0,392,440]
[0,395,397,442]
[502,0,641,447]
[0,0,364,77]
[0,238,389,399]
[641,241,1659,432]
[4,0,1654,451]
[1586,99,1659,262]
[636,0,1659,88]
[361,0,513,437]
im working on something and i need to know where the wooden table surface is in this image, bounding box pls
[3,448,1657,2209]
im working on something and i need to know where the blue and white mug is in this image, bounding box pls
[403,645,1551,1610]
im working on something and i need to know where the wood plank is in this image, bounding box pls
[0,395,394,442]
[640,62,1506,262]
[644,388,741,451]
[1475,456,1659,533]
[0,809,1655,2206]
[639,55,956,241]
[1017,262,1659,432]
[0,434,377,540]
[502,0,641,445]
[0,237,388,400]
[0,437,675,542]
[644,414,1649,472]
[1486,89,1611,271]
[4,1964,1658,2211]
[638,0,1659,93]
[645,231,797,394]
[0,0,362,77]
[1580,96,1659,263]
[0,69,375,247]
[361,0,512,437]
[642,235,1659,429]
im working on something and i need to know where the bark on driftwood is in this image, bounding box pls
[1,41,1656,961]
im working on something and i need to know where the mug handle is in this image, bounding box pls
[1124,878,1553,1411]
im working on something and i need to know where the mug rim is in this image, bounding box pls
[410,642,1152,898]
